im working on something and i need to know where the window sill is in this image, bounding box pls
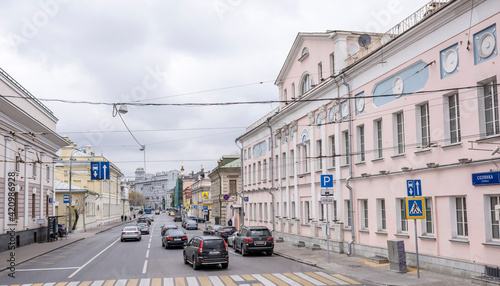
[482,241,500,247]
[341,164,349,168]
[478,134,500,142]
[449,238,469,244]
[419,235,436,241]
[355,161,366,166]
[344,227,352,231]
[371,158,384,163]
[359,229,369,233]
[414,148,432,155]
[395,233,409,238]
[441,142,463,150]
[391,154,406,159]
[375,231,388,235]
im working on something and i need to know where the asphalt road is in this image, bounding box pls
[1,213,339,285]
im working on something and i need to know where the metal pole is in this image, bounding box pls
[326,204,330,263]
[414,220,420,278]
[69,153,73,234]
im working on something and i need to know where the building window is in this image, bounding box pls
[357,125,365,162]
[318,62,323,82]
[257,161,261,182]
[46,165,50,180]
[375,120,383,159]
[377,199,386,231]
[283,89,288,102]
[456,197,468,237]
[275,155,279,179]
[316,139,323,170]
[276,202,280,217]
[32,163,37,178]
[419,103,431,148]
[395,112,405,154]
[244,150,247,160]
[301,144,309,174]
[283,202,287,218]
[16,155,20,172]
[361,199,368,230]
[291,201,296,219]
[448,93,461,143]
[483,79,499,136]
[291,83,296,99]
[490,195,500,240]
[329,135,336,168]
[259,203,263,221]
[345,200,351,228]
[264,202,268,221]
[329,52,335,75]
[46,194,49,216]
[424,198,433,235]
[319,201,325,221]
[269,157,272,181]
[252,163,256,184]
[281,152,287,179]
[32,193,36,218]
[244,166,247,185]
[342,131,349,165]
[300,74,312,96]
[304,201,310,222]
[397,198,408,233]
[263,160,267,182]
[289,149,294,176]
[229,180,236,196]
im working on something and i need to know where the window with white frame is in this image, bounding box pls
[329,52,335,75]
[244,166,248,185]
[424,197,434,235]
[304,201,310,222]
[283,202,287,218]
[248,148,251,158]
[374,120,383,159]
[489,195,500,240]
[32,162,37,178]
[482,79,499,137]
[283,89,288,102]
[248,203,252,219]
[264,202,268,221]
[276,202,280,217]
[360,199,368,230]
[282,152,287,178]
[300,73,312,96]
[252,163,256,184]
[257,161,261,182]
[357,125,365,162]
[259,203,263,221]
[319,201,325,221]
[275,155,279,179]
[289,149,294,176]
[397,198,408,233]
[342,131,349,165]
[291,83,296,99]
[329,135,336,168]
[345,200,351,228]
[46,165,50,180]
[447,93,461,144]
[332,200,338,222]
[395,112,405,154]
[318,62,323,82]
[316,139,323,170]
[244,149,247,160]
[291,201,296,219]
[455,197,468,238]
[377,199,386,231]
[263,159,267,182]
[301,144,309,174]
[418,103,431,148]
[269,157,272,180]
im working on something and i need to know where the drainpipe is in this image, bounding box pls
[341,74,355,256]
[235,140,245,229]
[218,168,222,225]
[265,119,276,235]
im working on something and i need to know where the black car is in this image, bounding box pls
[216,226,237,241]
[183,236,228,270]
[58,223,67,237]
[173,214,182,222]
[161,224,178,236]
[203,224,223,235]
[234,226,274,256]
[137,217,148,224]
[195,216,205,223]
[162,229,187,249]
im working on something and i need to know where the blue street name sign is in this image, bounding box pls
[63,194,70,204]
[472,171,500,185]
[91,162,110,180]
[406,179,422,197]
[244,197,249,202]
[320,174,334,188]
[406,197,425,219]
[203,206,208,210]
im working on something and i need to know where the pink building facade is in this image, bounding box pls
[237,0,500,277]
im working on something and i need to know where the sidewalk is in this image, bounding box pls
[273,242,479,286]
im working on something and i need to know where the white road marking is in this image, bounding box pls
[67,282,80,286]
[272,273,301,286]
[315,272,349,285]
[43,283,55,286]
[91,280,104,286]
[139,278,150,286]
[115,279,128,286]
[17,267,79,271]
[230,275,244,282]
[208,276,224,286]
[163,278,174,286]
[142,260,148,274]
[294,272,325,285]
[146,250,150,258]
[186,277,199,286]
[68,238,120,279]
[252,274,274,286]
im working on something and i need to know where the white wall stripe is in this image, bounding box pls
[115,279,127,286]
[293,272,325,285]
[208,276,224,286]
[139,278,150,286]
[252,274,275,286]
[163,278,174,286]
[230,275,244,282]
[314,272,349,285]
[272,273,301,286]
[186,277,199,286]
[91,280,105,286]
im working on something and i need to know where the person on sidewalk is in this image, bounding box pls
[121,215,124,221]
[228,218,232,226]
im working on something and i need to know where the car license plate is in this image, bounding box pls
[255,241,266,246]
[174,238,181,241]
[209,251,219,255]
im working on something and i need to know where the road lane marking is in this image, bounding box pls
[66,282,80,286]
[315,272,347,284]
[151,278,161,286]
[115,279,127,286]
[262,274,289,286]
[139,278,150,286]
[293,272,325,285]
[174,277,185,286]
[103,280,115,286]
[163,278,174,286]
[283,273,314,286]
[55,283,68,286]
[251,274,274,286]
[126,279,138,286]
[68,238,120,279]
[79,281,92,286]
[185,277,199,286]
[219,276,237,286]
[146,250,150,258]
[197,276,211,286]
[90,281,104,286]
[208,276,224,286]
[142,260,148,274]
[331,274,361,285]
[17,267,79,272]
[241,275,256,281]
[148,242,151,249]
[272,273,302,286]
[229,275,244,282]
[304,272,338,285]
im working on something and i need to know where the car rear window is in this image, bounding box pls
[167,230,185,236]
[124,227,137,231]
[249,229,271,236]
[203,239,225,249]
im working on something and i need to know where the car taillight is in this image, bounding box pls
[198,240,204,253]
[245,238,253,242]
[134,232,139,234]
[220,231,226,234]
[122,232,126,234]
[223,239,228,252]
[182,236,188,240]
[167,237,173,241]
[268,237,274,242]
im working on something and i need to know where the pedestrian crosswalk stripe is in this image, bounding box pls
[7,271,362,286]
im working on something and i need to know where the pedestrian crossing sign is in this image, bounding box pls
[406,197,425,219]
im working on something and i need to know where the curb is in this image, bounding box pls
[273,251,319,268]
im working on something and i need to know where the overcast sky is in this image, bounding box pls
[0,0,431,179]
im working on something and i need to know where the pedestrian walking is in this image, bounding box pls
[124,215,127,221]
[228,218,233,226]
[121,215,124,221]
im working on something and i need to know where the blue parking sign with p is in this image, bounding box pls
[321,174,334,188]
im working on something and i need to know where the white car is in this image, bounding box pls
[121,226,141,242]
[227,232,238,248]
[185,220,198,230]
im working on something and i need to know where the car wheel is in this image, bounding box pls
[221,263,228,269]
[183,253,188,265]
[192,256,200,270]
[162,240,165,247]
[241,245,247,256]
[165,242,169,249]
[121,238,124,242]
[266,250,273,256]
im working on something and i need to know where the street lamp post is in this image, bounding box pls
[68,147,84,234]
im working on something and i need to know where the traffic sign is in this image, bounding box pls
[321,189,334,196]
[202,192,209,199]
[223,194,230,201]
[321,197,334,204]
[90,162,110,180]
[406,179,422,197]
[203,206,208,210]
[320,174,334,188]
[63,194,69,204]
[244,197,249,202]
[185,208,190,213]
[406,197,425,219]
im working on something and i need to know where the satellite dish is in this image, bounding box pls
[348,43,360,55]
[358,34,372,47]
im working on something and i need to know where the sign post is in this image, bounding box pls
[320,174,333,263]
[406,179,424,278]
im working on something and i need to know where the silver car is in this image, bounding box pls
[121,226,141,241]
[227,232,238,248]
[185,220,198,230]
[138,223,150,234]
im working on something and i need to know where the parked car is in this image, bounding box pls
[185,220,198,230]
[216,226,237,241]
[58,223,68,237]
[234,226,274,256]
[173,214,182,222]
[137,223,150,234]
[195,216,205,223]
[183,236,229,270]
[161,224,178,236]
[182,216,197,228]
[162,229,188,249]
[227,232,238,248]
[121,226,141,241]
[203,224,223,235]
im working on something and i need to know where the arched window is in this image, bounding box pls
[300,73,312,96]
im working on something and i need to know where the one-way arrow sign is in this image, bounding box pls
[90,162,110,180]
